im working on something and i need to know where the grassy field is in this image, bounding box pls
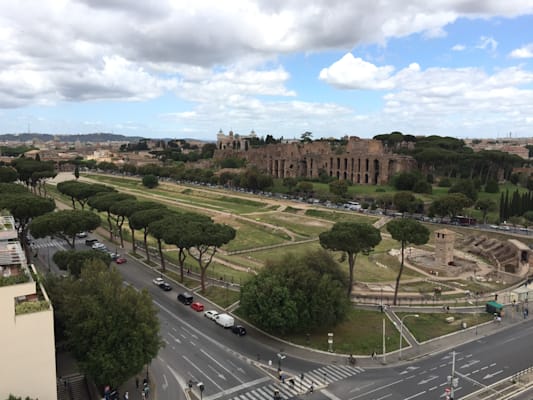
[281,308,400,355]
[236,305,495,355]
[246,240,423,282]
[304,209,378,224]
[253,212,332,238]
[163,251,254,286]
[398,312,494,342]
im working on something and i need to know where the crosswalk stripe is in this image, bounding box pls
[254,387,271,400]
[322,366,350,379]
[227,363,366,400]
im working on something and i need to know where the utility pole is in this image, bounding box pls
[446,351,459,400]
[382,318,386,364]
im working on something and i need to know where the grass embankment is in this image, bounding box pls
[397,312,494,342]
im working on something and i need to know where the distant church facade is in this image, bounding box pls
[214,130,416,185]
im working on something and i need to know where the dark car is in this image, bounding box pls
[159,282,172,291]
[177,292,194,305]
[85,238,98,246]
[231,325,246,336]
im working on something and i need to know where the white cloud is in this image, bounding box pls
[509,43,533,58]
[0,1,533,138]
[319,54,395,90]
[452,44,466,51]
[477,36,498,52]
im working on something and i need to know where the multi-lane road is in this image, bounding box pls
[33,234,533,400]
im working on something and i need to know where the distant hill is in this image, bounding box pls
[0,133,144,143]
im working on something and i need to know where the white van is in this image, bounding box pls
[346,201,361,211]
[215,313,234,328]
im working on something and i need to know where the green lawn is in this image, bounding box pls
[223,218,292,252]
[304,209,378,224]
[254,213,332,238]
[163,250,254,286]
[197,285,241,308]
[281,308,400,355]
[397,312,494,342]
[247,239,423,283]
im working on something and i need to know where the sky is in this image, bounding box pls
[1,1,533,141]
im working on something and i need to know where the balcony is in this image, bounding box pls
[14,265,52,315]
[0,215,18,241]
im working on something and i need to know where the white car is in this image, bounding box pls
[204,310,219,320]
[91,242,106,250]
[152,277,165,286]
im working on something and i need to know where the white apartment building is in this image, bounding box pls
[0,215,57,400]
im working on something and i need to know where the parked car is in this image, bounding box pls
[204,310,219,320]
[109,252,120,260]
[115,257,127,264]
[158,282,172,291]
[231,325,247,336]
[215,313,235,328]
[92,243,106,250]
[85,238,98,246]
[152,277,165,286]
[177,292,194,305]
[191,302,204,312]
[76,231,88,238]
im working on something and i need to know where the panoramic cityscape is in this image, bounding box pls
[1,2,533,400]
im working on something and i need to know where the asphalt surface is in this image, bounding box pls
[32,232,533,400]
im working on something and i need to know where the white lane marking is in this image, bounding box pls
[183,355,224,390]
[404,391,426,400]
[201,348,243,383]
[483,370,503,380]
[203,377,271,400]
[207,364,227,381]
[322,389,345,400]
[227,360,246,375]
[168,332,181,343]
[349,379,403,400]
[373,394,392,400]
[418,375,438,385]
[349,382,375,393]
[162,374,168,390]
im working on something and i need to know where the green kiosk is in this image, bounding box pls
[486,301,503,317]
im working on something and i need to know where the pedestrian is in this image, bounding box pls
[124,391,129,400]
[135,377,139,389]
[141,391,145,400]
[371,351,377,360]
[309,382,314,393]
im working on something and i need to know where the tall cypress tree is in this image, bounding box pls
[499,192,505,222]
[510,190,520,217]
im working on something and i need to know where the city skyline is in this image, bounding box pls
[1,1,533,140]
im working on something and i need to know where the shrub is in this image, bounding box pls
[485,179,499,193]
[438,178,451,187]
[142,174,159,188]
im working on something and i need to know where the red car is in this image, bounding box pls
[191,302,204,312]
[115,257,127,264]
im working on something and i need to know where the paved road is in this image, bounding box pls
[326,317,533,400]
[33,231,533,400]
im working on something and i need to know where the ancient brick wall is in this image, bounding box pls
[214,134,416,184]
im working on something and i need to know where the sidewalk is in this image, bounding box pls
[44,193,531,398]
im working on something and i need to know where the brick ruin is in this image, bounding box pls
[214,130,416,184]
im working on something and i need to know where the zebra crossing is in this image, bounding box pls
[31,238,68,250]
[227,364,364,400]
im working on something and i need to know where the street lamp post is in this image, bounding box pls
[277,352,286,370]
[399,314,419,360]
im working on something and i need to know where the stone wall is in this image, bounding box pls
[215,133,416,185]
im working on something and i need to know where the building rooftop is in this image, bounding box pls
[0,215,17,242]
